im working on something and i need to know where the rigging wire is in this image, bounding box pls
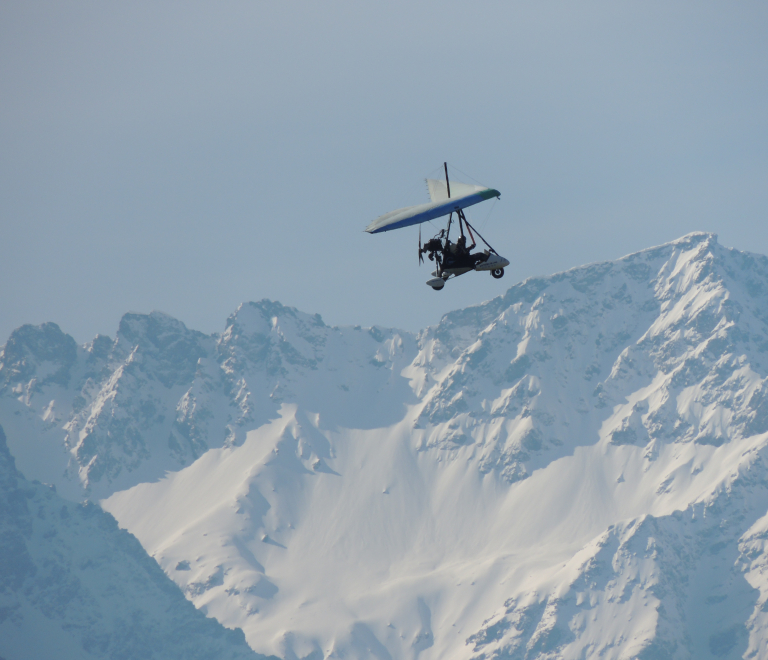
[477,197,498,232]
[446,162,487,188]
[448,162,503,233]
[442,162,501,233]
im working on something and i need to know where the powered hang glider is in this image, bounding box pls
[365,163,510,291]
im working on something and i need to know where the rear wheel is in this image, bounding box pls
[491,268,504,279]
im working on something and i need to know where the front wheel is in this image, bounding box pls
[491,268,504,279]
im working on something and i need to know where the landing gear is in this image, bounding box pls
[491,268,504,279]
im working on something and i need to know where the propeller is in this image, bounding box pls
[418,226,423,265]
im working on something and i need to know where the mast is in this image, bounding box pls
[444,162,453,238]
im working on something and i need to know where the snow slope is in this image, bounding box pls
[5,232,768,658]
[0,424,275,660]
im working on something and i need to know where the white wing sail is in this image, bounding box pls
[426,179,487,203]
[366,181,499,234]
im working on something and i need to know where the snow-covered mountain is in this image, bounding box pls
[0,424,274,660]
[0,302,414,501]
[4,232,768,659]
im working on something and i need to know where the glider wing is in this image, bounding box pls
[365,186,499,234]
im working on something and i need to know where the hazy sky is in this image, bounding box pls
[2,1,767,343]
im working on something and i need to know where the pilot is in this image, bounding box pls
[443,238,459,267]
[446,235,476,267]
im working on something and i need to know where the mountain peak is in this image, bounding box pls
[669,229,717,245]
[225,300,326,334]
[117,310,207,349]
[0,321,77,388]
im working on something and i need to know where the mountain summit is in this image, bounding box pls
[4,232,768,659]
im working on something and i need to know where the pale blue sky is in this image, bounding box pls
[2,1,767,343]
